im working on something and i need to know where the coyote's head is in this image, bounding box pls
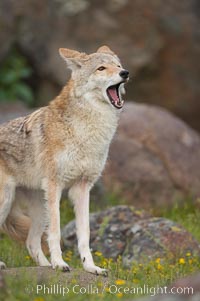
[59,46,129,110]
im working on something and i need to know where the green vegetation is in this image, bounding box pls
[0,49,34,105]
[157,198,200,242]
[1,198,200,301]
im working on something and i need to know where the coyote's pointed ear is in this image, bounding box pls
[59,48,88,70]
[97,45,116,56]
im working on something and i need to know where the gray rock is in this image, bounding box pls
[102,103,200,208]
[172,273,200,295]
[62,206,200,264]
[123,217,200,267]
[62,206,149,259]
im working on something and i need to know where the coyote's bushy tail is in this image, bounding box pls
[1,209,31,244]
[1,205,48,252]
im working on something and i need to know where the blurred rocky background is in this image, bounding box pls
[0,0,200,130]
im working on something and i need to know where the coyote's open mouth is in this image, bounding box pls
[106,83,124,109]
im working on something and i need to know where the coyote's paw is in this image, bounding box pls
[51,259,71,272]
[84,264,108,276]
[0,261,6,270]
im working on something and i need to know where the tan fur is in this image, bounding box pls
[2,210,30,243]
[0,46,128,273]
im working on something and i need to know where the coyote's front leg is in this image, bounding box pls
[45,180,70,271]
[69,182,108,276]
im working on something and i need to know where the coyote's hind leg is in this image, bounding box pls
[24,189,51,267]
[44,181,70,271]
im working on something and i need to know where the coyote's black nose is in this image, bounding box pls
[119,70,129,79]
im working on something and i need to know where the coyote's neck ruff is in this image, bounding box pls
[0,45,129,275]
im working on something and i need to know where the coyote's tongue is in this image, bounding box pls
[107,84,124,109]
[107,86,119,103]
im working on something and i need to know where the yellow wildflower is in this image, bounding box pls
[102,260,108,266]
[179,258,185,264]
[65,251,72,256]
[65,257,71,262]
[25,255,31,260]
[115,279,125,285]
[186,252,191,257]
[94,251,102,257]
[157,264,163,270]
[155,258,161,264]
[116,293,123,298]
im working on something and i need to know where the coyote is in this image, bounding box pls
[0,46,129,275]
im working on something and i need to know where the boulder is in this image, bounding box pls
[172,273,200,295]
[62,206,200,264]
[102,103,200,208]
[0,0,200,130]
[122,217,199,267]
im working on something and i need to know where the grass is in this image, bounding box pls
[155,197,200,242]
[1,197,200,301]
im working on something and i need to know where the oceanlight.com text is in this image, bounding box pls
[24,283,194,297]
[107,284,193,296]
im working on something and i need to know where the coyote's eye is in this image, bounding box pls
[97,66,106,71]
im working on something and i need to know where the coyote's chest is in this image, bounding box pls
[55,114,117,185]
